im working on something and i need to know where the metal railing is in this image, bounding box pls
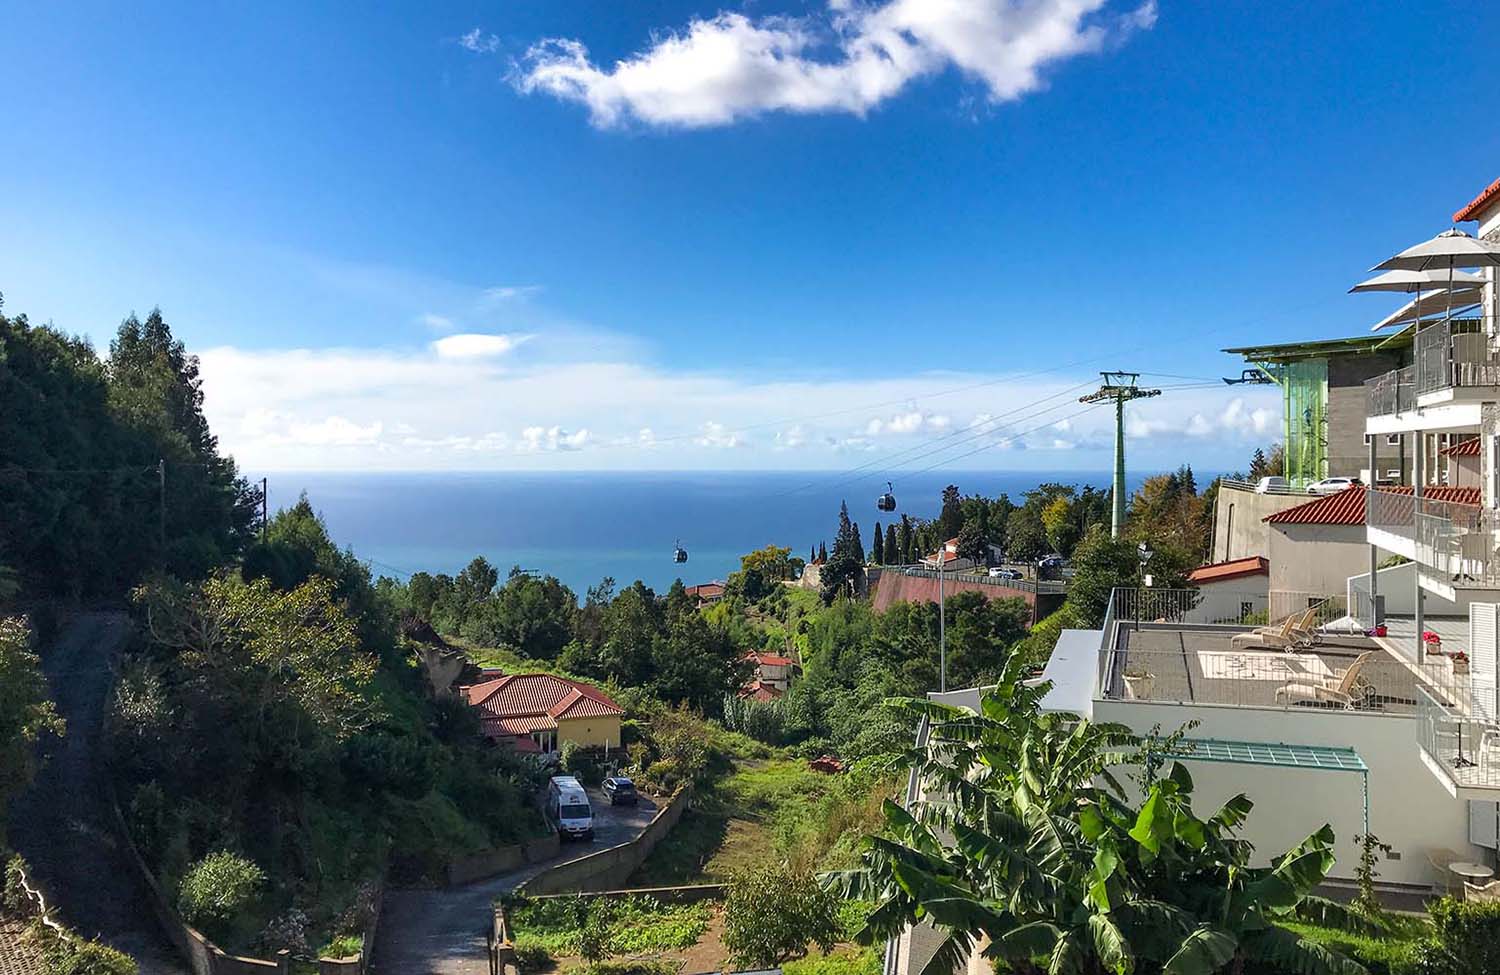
[1216,478,1309,496]
[1418,678,1500,792]
[1103,646,1444,712]
[892,565,1068,594]
[1365,364,1415,418]
[1367,489,1497,586]
[1416,318,1494,394]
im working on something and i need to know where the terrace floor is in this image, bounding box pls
[1111,627,1430,713]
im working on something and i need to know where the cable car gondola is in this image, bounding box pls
[876,481,897,513]
[673,540,689,564]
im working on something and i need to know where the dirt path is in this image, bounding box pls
[6,612,186,975]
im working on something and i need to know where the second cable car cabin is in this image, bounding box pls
[876,482,897,513]
[673,541,689,564]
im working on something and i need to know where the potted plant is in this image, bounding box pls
[1123,668,1155,699]
[1450,650,1470,676]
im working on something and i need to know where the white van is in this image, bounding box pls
[546,775,595,841]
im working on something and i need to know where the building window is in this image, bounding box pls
[1387,434,1400,446]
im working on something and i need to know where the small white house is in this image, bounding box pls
[1185,556,1269,623]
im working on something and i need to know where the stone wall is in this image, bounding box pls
[516,790,692,897]
[445,833,562,887]
[871,572,1037,615]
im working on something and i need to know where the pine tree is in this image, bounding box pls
[872,521,885,565]
[834,501,858,559]
[852,521,865,563]
[886,524,899,565]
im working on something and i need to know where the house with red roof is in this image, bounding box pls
[920,537,974,572]
[1185,556,1269,623]
[741,650,798,696]
[683,581,725,606]
[464,673,624,755]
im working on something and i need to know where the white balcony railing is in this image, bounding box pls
[1418,678,1500,793]
[1365,318,1490,417]
[1368,488,1497,586]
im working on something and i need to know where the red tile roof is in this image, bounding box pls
[1265,485,1481,526]
[1443,438,1481,457]
[467,673,623,726]
[741,680,783,702]
[1455,176,1500,223]
[684,582,725,598]
[745,651,795,667]
[1187,556,1269,584]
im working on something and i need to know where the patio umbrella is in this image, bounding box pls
[1372,228,1500,322]
[1349,268,1485,293]
[1370,288,1483,331]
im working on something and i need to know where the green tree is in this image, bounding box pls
[742,544,794,581]
[466,569,576,659]
[899,515,914,565]
[954,516,988,565]
[937,484,964,540]
[872,522,885,565]
[885,524,899,566]
[0,618,63,844]
[724,864,841,967]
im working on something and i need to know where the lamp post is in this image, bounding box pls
[1136,541,1154,631]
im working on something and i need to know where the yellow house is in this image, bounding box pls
[465,673,624,755]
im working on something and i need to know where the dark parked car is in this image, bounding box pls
[602,776,637,806]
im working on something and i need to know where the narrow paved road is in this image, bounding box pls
[7,612,186,974]
[371,791,657,974]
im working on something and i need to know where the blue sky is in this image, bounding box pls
[2,1,1497,472]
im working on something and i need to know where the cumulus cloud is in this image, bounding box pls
[775,425,808,449]
[241,410,384,448]
[696,421,747,449]
[864,410,951,436]
[431,333,528,359]
[459,28,500,54]
[514,0,1155,128]
[520,426,591,452]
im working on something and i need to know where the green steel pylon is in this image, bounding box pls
[1080,372,1162,537]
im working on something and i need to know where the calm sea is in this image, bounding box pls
[259,470,1159,596]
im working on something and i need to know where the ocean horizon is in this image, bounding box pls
[254,468,1215,597]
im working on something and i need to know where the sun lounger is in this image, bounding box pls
[1275,651,1377,708]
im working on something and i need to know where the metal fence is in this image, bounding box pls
[1368,489,1496,586]
[1418,678,1500,792]
[1365,364,1415,418]
[891,565,1068,594]
[1415,318,1493,395]
[1103,646,1442,712]
[1216,478,1310,496]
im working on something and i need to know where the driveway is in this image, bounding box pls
[371,788,658,975]
[7,613,186,975]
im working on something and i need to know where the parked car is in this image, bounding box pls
[1037,557,1065,582]
[1254,476,1290,493]
[601,776,637,806]
[1307,476,1361,495]
[546,775,595,841]
[988,567,1022,580]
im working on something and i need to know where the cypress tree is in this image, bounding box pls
[818,541,828,562]
[809,546,817,564]
[852,521,865,563]
[899,515,913,564]
[886,524,899,565]
[872,521,884,565]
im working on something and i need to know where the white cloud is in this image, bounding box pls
[864,410,951,436]
[421,313,455,331]
[431,333,528,359]
[240,410,384,448]
[514,0,1155,129]
[775,425,808,449]
[481,284,543,303]
[459,28,500,54]
[520,426,591,452]
[695,421,747,449]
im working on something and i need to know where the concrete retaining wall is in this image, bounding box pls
[446,833,561,887]
[516,790,691,896]
[871,573,1037,614]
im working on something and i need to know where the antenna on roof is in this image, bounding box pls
[1080,372,1162,538]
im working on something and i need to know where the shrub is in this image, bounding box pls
[320,933,364,959]
[514,943,552,972]
[1409,896,1500,975]
[723,865,841,967]
[176,851,265,943]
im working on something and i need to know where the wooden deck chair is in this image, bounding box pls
[1287,606,1324,649]
[1275,651,1378,708]
[1229,613,1297,650]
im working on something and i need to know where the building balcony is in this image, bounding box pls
[1364,318,1490,432]
[1418,677,1500,799]
[1366,488,1496,593]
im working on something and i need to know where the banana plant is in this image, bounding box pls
[828,655,1376,975]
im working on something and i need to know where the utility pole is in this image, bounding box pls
[261,476,268,542]
[1080,372,1161,538]
[157,459,166,551]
